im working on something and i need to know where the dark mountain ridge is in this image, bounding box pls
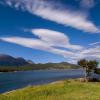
[0,54,32,66]
[0,54,80,72]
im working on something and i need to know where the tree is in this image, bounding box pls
[78,59,98,81]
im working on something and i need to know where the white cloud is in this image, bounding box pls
[1,28,100,64]
[1,28,83,51]
[32,29,69,46]
[70,46,100,63]
[1,0,100,33]
[32,29,83,50]
[81,46,100,58]
[0,29,100,63]
[89,41,100,46]
[0,36,74,58]
[0,28,84,63]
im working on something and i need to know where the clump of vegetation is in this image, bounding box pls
[78,59,98,81]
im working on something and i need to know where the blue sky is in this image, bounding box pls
[0,0,100,64]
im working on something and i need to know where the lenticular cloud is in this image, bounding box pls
[1,0,100,33]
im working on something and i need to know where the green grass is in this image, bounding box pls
[0,79,100,100]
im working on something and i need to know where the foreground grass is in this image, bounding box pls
[0,79,100,100]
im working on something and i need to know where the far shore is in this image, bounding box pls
[0,68,83,73]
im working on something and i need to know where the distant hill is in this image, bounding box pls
[0,54,80,72]
[0,54,32,66]
[31,62,80,70]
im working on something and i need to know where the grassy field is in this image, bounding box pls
[0,79,100,100]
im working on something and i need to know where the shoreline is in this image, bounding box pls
[0,69,84,94]
[0,76,84,94]
[2,78,82,94]
[0,68,83,73]
[1,78,100,100]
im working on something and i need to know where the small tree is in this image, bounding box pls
[78,59,98,81]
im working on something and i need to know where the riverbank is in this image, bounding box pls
[0,69,84,93]
[0,79,100,100]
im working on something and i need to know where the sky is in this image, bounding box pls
[0,0,100,64]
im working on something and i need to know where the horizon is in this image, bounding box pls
[0,53,100,68]
[0,0,100,64]
[0,53,76,64]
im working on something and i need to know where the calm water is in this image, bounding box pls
[0,69,84,93]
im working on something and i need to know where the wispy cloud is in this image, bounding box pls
[0,29,83,63]
[78,46,100,62]
[1,28,100,64]
[1,0,100,33]
[0,37,75,59]
[89,41,100,46]
[81,46,100,56]
[31,29,83,50]
[79,0,95,9]
[0,29,83,55]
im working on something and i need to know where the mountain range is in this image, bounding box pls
[0,54,32,66]
[0,54,80,72]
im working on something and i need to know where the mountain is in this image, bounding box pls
[0,54,32,66]
[37,62,80,70]
[0,54,80,72]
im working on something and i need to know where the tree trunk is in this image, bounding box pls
[85,68,88,81]
[85,64,90,82]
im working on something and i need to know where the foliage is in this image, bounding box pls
[78,59,98,79]
[94,68,100,74]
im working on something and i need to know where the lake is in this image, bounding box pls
[0,69,84,93]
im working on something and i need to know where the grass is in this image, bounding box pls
[0,79,100,100]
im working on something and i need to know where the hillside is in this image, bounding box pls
[0,54,32,66]
[0,54,80,72]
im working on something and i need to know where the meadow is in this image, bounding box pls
[0,79,100,100]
